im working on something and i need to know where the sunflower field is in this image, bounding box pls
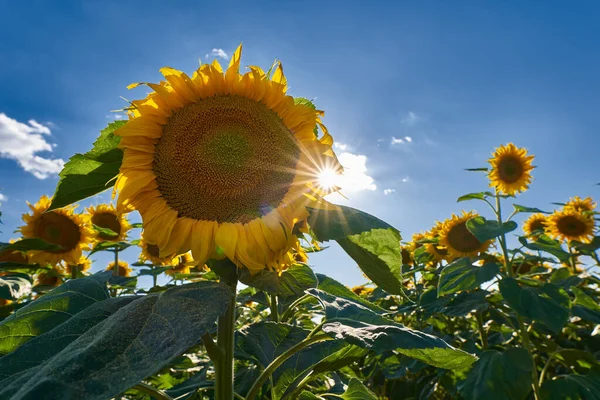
[1,46,599,400]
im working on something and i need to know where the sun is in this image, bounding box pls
[318,167,343,191]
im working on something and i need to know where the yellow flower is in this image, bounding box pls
[438,211,492,259]
[564,196,596,214]
[106,260,133,277]
[425,222,451,264]
[166,252,195,277]
[35,266,66,287]
[488,143,534,195]
[139,234,175,266]
[63,256,92,275]
[86,204,131,242]
[114,44,341,275]
[401,245,413,265]
[0,245,29,265]
[523,213,548,239]
[19,195,94,265]
[546,209,595,243]
[351,285,374,296]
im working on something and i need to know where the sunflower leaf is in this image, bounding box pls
[457,192,488,203]
[512,204,550,214]
[91,224,119,237]
[518,235,571,262]
[540,368,600,400]
[48,121,126,211]
[438,258,499,297]
[466,217,517,242]
[0,238,62,252]
[464,167,489,172]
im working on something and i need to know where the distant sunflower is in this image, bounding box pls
[86,204,131,242]
[35,266,66,287]
[425,222,450,264]
[64,256,92,275]
[106,260,133,277]
[166,252,195,277]
[564,196,596,214]
[0,245,29,265]
[488,143,534,195]
[114,44,341,274]
[546,209,595,243]
[351,285,374,296]
[19,195,94,265]
[523,213,548,239]
[401,245,413,266]
[439,211,492,259]
[139,235,174,266]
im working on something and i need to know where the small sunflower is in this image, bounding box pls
[401,245,413,266]
[35,266,66,287]
[438,211,492,259]
[488,143,534,195]
[564,196,596,214]
[139,235,174,266]
[166,252,195,277]
[0,299,12,306]
[19,195,94,265]
[86,204,131,242]
[63,256,92,275]
[114,44,342,275]
[424,223,451,264]
[411,232,427,249]
[351,285,374,297]
[106,260,133,277]
[546,209,595,243]
[523,213,548,239]
[0,246,29,265]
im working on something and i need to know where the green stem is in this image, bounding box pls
[539,349,564,386]
[152,265,158,288]
[270,293,279,323]
[202,333,220,363]
[475,311,488,350]
[70,265,78,280]
[132,382,174,400]
[113,249,120,277]
[215,278,237,400]
[245,334,332,400]
[280,294,310,322]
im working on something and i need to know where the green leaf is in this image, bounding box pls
[438,258,499,296]
[0,273,31,300]
[572,287,600,324]
[540,368,600,400]
[499,277,570,333]
[137,267,170,277]
[165,369,212,398]
[466,216,517,242]
[0,281,230,400]
[0,273,110,355]
[89,241,131,255]
[316,273,386,313]
[458,348,533,400]
[131,222,143,229]
[336,378,377,400]
[457,192,488,203]
[513,204,549,214]
[444,291,489,317]
[48,121,126,211]
[307,288,391,325]
[299,392,322,400]
[518,235,571,262]
[0,238,62,252]
[91,224,119,238]
[237,262,317,297]
[464,167,489,172]
[571,237,600,256]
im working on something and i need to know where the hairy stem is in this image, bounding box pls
[215,277,237,400]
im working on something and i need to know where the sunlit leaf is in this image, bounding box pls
[466,217,517,242]
[438,258,499,297]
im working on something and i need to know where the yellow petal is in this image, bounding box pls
[215,222,239,261]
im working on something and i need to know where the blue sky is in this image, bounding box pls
[1,1,599,287]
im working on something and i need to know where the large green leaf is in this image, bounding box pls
[572,287,600,324]
[466,216,517,242]
[0,273,110,355]
[458,348,533,400]
[0,273,31,301]
[499,277,570,333]
[308,205,403,295]
[316,273,386,313]
[540,368,600,400]
[444,291,489,317]
[0,238,62,253]
[238,262,317,297]
[518,235,571,262]
[236,322,308,368]
[48,121,126,211]
[438,258,499,297]
[331,378,377,400]
[0,281,230,400]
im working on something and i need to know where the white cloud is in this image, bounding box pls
[391,136,405,145]
[401,177,410,183]
[0,113,65,179]
[383,188,396,195]
[0,193,6,202]
[334,142,348,151]
[336,152,376,192]
[405,136,412,142]
[401,111,419,126]
[206,48,230,60]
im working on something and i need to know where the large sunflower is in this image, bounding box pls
[86,204,131,242]
[114,45,341,274]
[488,143,534,195]
[522,213,548,239]
[564,196,596,214]
[106,260,133,277]
[20,195,94,265]
[546,209,595,243]
[438,211,492,259]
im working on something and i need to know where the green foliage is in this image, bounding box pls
[466,216,517,242]
[238,262,317,297]
[48,121,125,211]
[0,238,62,252]
[540,368,600,400]
[438,258,499,296]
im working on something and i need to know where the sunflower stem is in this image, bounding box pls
[70,265,78,280]
[270,294,279,322]
[214,262,238,400]
[113,249,120,277]
[475,311,488,350]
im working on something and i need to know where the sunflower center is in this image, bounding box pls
[147,244,161,258]
[447,223,483,253]
[497,156,524,183]
[91,212,121,240]
[153,95,301,224]
[557,216,587,236]
[530,220,545,232]
[34,212,81,253]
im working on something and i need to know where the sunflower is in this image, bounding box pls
[523,213,548,239]
[63,256,92,275]
[0,299,12,306]
[351,285,374,296]
[166,252,195,277]
[488,143,534,195]
[35,266,66,287]
[0,246,29,265]
[401,245,413,266]
[139,234,175,265]
[564,196,596,214]
[106,260,133,277]
[86,204,131,242]
[424,222,451,264]
[546,209,595,243]
[19,195,94,265]
[438,211,492,259]
[114,45,341,275]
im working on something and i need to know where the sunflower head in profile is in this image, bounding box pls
[488,143,534,196]
[401,245,413,266]
[106,260,133,277]
[424,222,451,264]
[523,213,548,240]
[35,266,66,287]
[19,195,94,265]
[546,209,595,243]
[351,285,374,297]
[63,256,92,275]
[438,211,493,259]
[114,44,342,275]
[86,204,131,242]
[139,234,174,266]
[166,252,195,277]
[564,196,597,214]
